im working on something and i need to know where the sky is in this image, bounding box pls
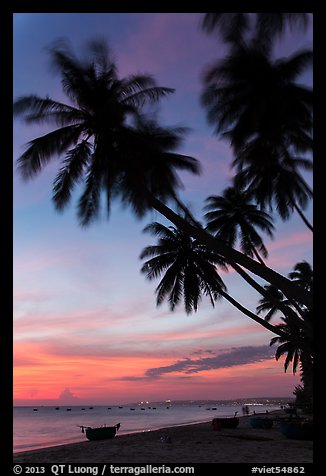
[13,12,313,405]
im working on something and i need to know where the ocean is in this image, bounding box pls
[13,400,283,453]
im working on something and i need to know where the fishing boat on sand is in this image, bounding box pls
[212,412,239,429]
[80,423,120,441]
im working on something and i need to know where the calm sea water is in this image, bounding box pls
[13,401,281,453]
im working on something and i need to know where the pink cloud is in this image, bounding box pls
[268,230,312,252]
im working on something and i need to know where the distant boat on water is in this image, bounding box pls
[33,408,38,412]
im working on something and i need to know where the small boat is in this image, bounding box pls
[279,419,313,440]
[80,423,120,441]
[33,408,38,412]
[55,407,60,410]
[212,412,239,429]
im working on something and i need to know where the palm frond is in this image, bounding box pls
[77,159,103,226]
[120,74,175,107]
[52,141,92,210]
[16,125,84,180]
[155,262,182,309]
[13,95,84,126]
[276,50,313,82]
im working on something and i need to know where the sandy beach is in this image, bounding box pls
[13,411,313,464]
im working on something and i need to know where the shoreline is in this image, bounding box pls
[13,410,313,464]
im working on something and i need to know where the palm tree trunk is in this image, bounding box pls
[231,262,313,340]
[252,247,266,266]
[219,290,286,337]
[293,202,313,232]
[147,193,313,309]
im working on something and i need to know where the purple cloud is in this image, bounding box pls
[145,346,275,378]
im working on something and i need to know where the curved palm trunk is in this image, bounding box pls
[219,290,285,337]
[230,263,313,341]
[239,220,268,266]
[252,247,266,266]
[230,262,309,324]
[147,194,313,309]
[293,202,313,232]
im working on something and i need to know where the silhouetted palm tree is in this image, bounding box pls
[140,220,285,336]
[256,285,290,322]
[201,13,249,44]
[201,44,312,151]
[270,314,312,374]
[13,39,199,225]
[13,38,312,310]
[267,265,314,375]
[201,43,313,231]
[289,261,313,293]
[271,309,313,412]
[204,186,274,265]
[140,221,227,314]
[202,13,309,49]
[256,262,313,336]
[233,140,313,231]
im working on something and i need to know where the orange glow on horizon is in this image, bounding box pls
[14,338,300,403]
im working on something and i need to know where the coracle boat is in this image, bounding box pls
[279,419,313,440]
[80,422,120,441]
[212,413,239,430]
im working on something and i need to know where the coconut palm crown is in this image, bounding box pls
[13,39,199,226]
[140,220,227,314]
[204,186,274,265]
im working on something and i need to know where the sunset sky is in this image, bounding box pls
[13,13,313,405]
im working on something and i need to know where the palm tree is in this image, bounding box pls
[13,38,312,310]
[289,261,313,293]
[204,186,274,265]
[269,312,312,375]
[256,261,313,343]
[140,220,286,336]
[257,285,290,322]
[201,13,309,49]
[13,39,198,225]
[233,140,313,231]
[201,13,249,44]
[140,221,227,314]
[201,44,312,151]
[201,43,313,231]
